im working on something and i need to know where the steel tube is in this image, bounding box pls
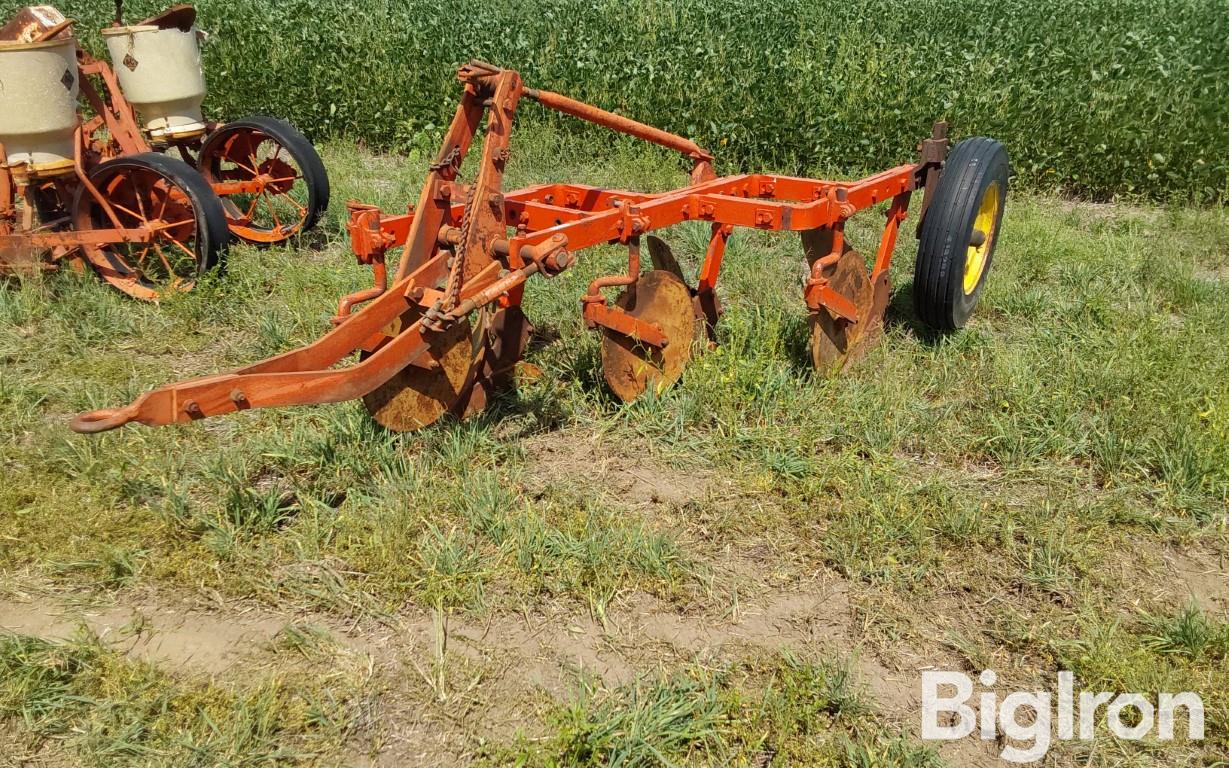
[527,88,713,162]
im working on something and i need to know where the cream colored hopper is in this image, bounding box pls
[0,34,79,175]
[103,23,207,139]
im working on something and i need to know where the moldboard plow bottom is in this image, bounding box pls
[71,60,1009,435]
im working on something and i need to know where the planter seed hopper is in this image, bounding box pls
[0,4,330,300]
[72,61,1008,433]
[98,2,330,248]
[0,7,227,299]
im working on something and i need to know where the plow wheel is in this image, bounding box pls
[807,249,883,374]
[601,269,696,402]
[73,153,229,300]
[361,312,482,432]
[913,137,1009,331]
[197,116,330,246]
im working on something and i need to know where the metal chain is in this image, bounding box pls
[443,183,478,312]
[429,146,462,175]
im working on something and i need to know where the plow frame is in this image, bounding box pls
[72,60,949,434]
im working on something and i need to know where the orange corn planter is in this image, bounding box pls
[0,5,328,300]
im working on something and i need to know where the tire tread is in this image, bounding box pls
[914,137,1009,331]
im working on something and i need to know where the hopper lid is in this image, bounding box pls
[0,6,74,43]
[136,4,197,32]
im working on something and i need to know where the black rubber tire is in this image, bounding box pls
[914,137,1009,331]
[75,152,230,291]
[199,115,330,245]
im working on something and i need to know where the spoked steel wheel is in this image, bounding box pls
[73,152,229,300]
[197,116,329,246]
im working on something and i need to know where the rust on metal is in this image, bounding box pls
[135,4,197,32]
[361,313,479,432]
[71,60,953,435]
[0,6,70,43]
[601,269,696,402]
[807,250,880,374]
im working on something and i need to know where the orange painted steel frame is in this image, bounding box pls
[0,126,156,274]
[71,61,947,434]
[77,51,151,158]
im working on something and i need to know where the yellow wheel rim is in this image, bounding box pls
[963,182,1001,295]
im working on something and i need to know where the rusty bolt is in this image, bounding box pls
[184,401,203,417]
[231,389,248,406]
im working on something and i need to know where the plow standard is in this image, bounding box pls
[72,61,1008,434]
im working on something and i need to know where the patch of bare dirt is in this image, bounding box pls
[1162,549,1229,613]
[1,576,1010,767]
[520,429,719,508]
[1098,536,1229,617]
[0,724,75,768]
[0,592,287,675]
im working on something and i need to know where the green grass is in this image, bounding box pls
[1,128,1227,764]
[0,630,367,765]
[486,655,942,767]
[40,0,1229,200]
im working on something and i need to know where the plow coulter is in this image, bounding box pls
[71,61,1008,435]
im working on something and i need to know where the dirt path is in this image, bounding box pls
[0,571,1012,766]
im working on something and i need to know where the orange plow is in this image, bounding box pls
[72,60,1009,434]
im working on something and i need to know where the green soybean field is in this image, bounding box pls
[53,0,1229,201]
